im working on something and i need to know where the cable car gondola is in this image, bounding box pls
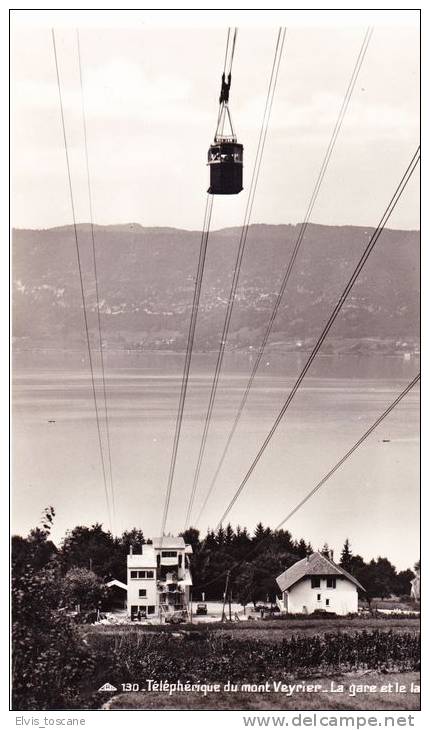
[208,49,243,195]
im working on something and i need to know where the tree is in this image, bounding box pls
[179,527,200,553]
[340,539,353,572]
[296,539,308,558]
[224,523,234,545]
[12,507,58,576]
[60,524,118,579]
[359,557,397,604]
[253,522,266,543]
[394,569,415,597]
[12,510,95,709]
[119,528,146,552]
[235,562,258,607]
[215,525,226,546]
[62,567,106,611]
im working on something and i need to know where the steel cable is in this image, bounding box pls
[196,26,373,524]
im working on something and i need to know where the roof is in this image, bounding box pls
[276,552,365,592]
[106,579,127,591]
[152,536,186,550]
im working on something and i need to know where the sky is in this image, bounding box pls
[10,11,421,572]
[11,16,420,232]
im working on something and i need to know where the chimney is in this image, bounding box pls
[129,546,133,555]
[329,549,334,561]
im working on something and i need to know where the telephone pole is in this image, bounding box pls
[221,570,230,622]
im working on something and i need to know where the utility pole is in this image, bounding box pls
[190,588,193,623]
[228,588,232,622]
[221,570,230,622]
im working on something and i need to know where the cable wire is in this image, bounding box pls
[193,372,420,591]
[160,26,238,538]
[159,194,214,537]
[184,28,287,529]
[76,29,117,532]
[196,26,373,524]
[273,373,420,532]
[52,29,112,529]
[214,146,420,529]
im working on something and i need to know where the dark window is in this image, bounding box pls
[317,594,321,601]
[161,551,177,558]
[178,554,182,568]
[139,589,147,598]
[327,578,337,589]
[147,606,155,615]
[311,577,320,588]
[130,571,137,579]
[326,599,330,606]
[137,570,154,579]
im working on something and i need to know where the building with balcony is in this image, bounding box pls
[127,536,193,619]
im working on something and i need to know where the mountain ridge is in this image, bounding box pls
[12,222,420,355]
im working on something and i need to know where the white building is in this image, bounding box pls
[127,536,193,619]
[276,551,364,616]
[410,570,420,602]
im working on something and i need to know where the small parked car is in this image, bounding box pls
[196,603,208,615]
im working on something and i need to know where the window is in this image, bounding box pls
[327,578,337,589]
[311,577,320,588]
[326,599,330,606]
[317,594,321,601]
[138,589,147,598]
[147,606,155,615]
[130,570,154,579]
[161,551,177,558]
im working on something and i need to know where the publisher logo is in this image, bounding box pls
[98,682,118,692]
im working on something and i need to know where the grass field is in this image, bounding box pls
[85,616,420,642]
[104,672,421,711]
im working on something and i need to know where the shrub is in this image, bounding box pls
[12,563,96,709]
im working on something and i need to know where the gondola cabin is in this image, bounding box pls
[207,138,243,195]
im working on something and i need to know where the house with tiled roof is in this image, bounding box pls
[276,551,365,615]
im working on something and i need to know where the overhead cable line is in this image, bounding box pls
[52,29,112,530]
[214,145,420,530]
[159,194,214,537]
[76,29,117,532]
[193,373,420,590]
[184,27,287,529]
[196,26,373,524]
[273,373,420,531]
[160,27,238,538]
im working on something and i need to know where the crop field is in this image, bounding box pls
[82,618,420,711]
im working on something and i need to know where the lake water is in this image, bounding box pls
[12,351,420,571]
